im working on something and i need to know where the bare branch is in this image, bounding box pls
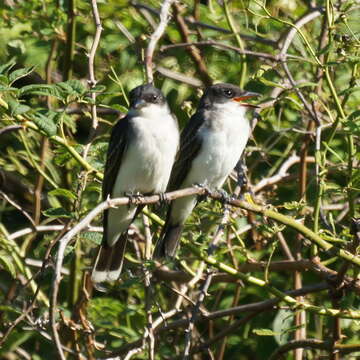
[145,0,175,84]
[253,154,315,193]
[131,1,277,46]
[269,339,360,360]
[87,0,103,142]
[108,282,329,357]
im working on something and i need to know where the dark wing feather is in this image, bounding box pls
[102,117,131,244]
[168,110,205,191]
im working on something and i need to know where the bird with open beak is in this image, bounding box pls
[154,83,259,258]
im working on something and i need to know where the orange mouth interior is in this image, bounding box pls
[233,95,256,102]
[232,95,259,107]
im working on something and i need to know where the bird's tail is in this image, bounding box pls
[91,232,128,283]
[154,219,184,258]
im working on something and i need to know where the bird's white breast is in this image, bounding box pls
[112,104,179,196]
[185,101,250,188]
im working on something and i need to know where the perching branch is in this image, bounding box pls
[50,185,360,355]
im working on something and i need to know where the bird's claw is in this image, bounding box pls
[235,160,248,188]
[158,192,170,205]
[125,191,143,205]
[216,188,232,204]
[194,183,211,196]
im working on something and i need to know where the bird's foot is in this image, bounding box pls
[216,188,232,204]
[124,191,143,205]
[158,192,170,206]
[194,183,212,196]
[235,160,248,188]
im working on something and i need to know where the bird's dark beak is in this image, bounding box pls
[133,98,147,109]
[233,92,260,108]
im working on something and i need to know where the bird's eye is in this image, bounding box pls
[152,95,158,101]
[224,89,233,97]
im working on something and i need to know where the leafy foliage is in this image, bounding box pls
[0,0,360,359]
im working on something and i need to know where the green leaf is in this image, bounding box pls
[19,84,63,99]
[0,85,19,92]
[273,309,294,345]
[258,77,287,89]
[0,305,22,314]
[295,81,318,88]
[30,111,57,136]
[81,231,102,245]
[282,201,305,211]
[43,207,73,218]
[0,330,34,354]
[0,60,16,75]
[349,110,360,121]
[0,252,17,277]
[112,104,128,113]
[9,66,35,85]
[90,84,106,93]
[57,79,86,95]
[49,188,77,201]
[253,328,280,336]
[7,98,31,116]
[339,86,360,96]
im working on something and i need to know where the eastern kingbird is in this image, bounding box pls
[92,84,179,283]
[154,83,258,258]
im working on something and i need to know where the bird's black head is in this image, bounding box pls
[129,84,166,109]
[199,83,259,109]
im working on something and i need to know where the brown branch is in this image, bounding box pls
[106,282,329,357]
[131,1,277,46]
[51,187,360,356]
[142,214,155,360]
[182,271,214,359]
[269,339,360,360]
[0,125,23,136]
[145,0,175,84]
[192,312,259,356]
[87,0,103,143]
[279,9,323,123]
[154,259,316,283]
[160,40,307,62]
[156,65,203,87]
[0,190,36,228]
[172,3,213,87]
[253,154,314,193]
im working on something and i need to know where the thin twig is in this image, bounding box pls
[182,271,213,359]
[0,125,23,136]
[142,213,155,360]
[172,2,212,86]
[253,154,314,193]
[0,190,36,228]
[108,282,329,357]
[145,0,175,84]
[131,1,277,46]
[160,40,282,62]
[269,339,360,360]
[87,0,103,142]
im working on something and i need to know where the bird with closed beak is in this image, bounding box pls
[92,84,179,283]
[154,83,259,258]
